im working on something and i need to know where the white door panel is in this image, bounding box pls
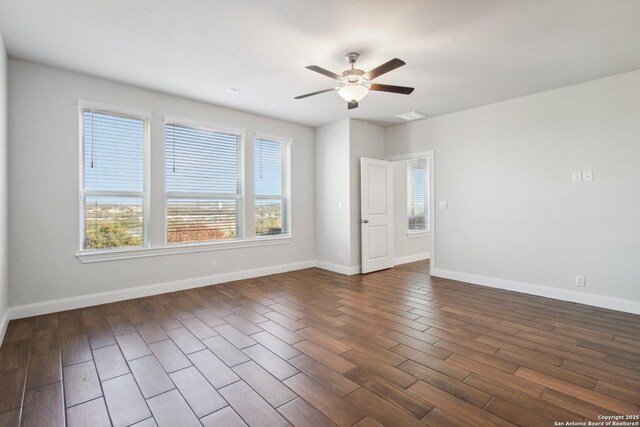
[361,158,394,273]
[368,225,389,259]
[367,164,388,214]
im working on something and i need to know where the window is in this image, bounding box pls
[255,137,290,237]
[165,122,244,243]
[80,109,149,250]
[407,158,429,233]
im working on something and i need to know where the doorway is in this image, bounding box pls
[387,151,434,275]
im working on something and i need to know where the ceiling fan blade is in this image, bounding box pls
[305,65,341,80]
[348,101,358,110]
[370,83,414,95]
[294,88,336,99]
[367,58,406,80]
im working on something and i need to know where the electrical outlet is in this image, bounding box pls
[211,261,218,271]
[575,275,585,287]
[439,201,448,209]
[338,253,343,263]
[582,171,593,182]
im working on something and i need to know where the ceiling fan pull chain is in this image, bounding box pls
[90,110,95,169]
[259,137,263,179]
[172,124,176,173]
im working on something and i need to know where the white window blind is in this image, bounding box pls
[255,137,290,236]
[81,109,149,250]
[165,123,244,243]
[407,158,428,232]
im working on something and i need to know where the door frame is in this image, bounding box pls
[385,151,435,276]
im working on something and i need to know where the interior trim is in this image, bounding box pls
[432,268,640,315]
[314,261,361,276]
[7,260,315,320]
[76,236,293,263]
[0,309,10,348]
[393,252,430,266]
[4,260,639,330]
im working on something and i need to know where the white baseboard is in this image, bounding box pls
[314,261,361,276]
[8,259,637,324]
[432,268,640,315]
[0,308,9,346]
[394,252,430,266]
[8,260,316,320]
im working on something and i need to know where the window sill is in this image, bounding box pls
[76,236,293,263]
[407,231,430,239]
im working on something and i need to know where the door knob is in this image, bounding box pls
[361,219,369,223]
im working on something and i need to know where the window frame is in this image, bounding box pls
[406,156,430,237]
[78,101,151,253]
[254,135,292,239]
[164,118,246,245]
[74,106,296,263]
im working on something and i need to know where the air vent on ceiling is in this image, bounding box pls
[395,111,427,121]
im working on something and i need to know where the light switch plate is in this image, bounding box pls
[582,171,593,182]
[572,172,582,183]
[439,201,448,209]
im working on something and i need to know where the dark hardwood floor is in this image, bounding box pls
[1,261,639,426]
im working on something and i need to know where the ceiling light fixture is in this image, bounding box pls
[295,52,414,110]
[395,111,427,121]
[225,88,240,95]
[338,84,369,103]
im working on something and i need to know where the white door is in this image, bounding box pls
[361,158,394,274]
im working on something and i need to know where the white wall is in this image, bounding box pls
[314,119,385,272]
[385,69,640,312]
[392,160,429,263]
[314,119,351,269]
[7,59,316,309]
[7,56,638,317]
[349,120,385,267]
[0,31,9,331]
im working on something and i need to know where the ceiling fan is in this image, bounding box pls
[295,52,414,110]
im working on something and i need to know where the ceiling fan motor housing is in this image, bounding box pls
[341,68,368,84]
[342,52,369,84]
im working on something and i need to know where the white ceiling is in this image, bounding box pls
[1,0,640,128]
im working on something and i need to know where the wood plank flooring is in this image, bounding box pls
[1,260,639,426]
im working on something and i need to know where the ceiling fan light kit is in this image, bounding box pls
[337,53,370,104]
[338,84,369,103]
[295,52,414,109]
